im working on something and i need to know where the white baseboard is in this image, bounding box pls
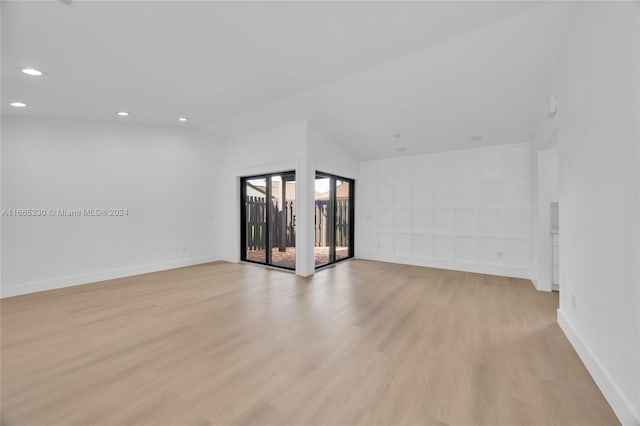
[558,309,640,426]
[355,252,531,280]
[218,253,240,264]
[533,278,552,292]
[0,254,221,298]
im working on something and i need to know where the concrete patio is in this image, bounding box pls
[246,246,350,269]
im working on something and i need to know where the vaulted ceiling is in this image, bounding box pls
[2,1,573,159]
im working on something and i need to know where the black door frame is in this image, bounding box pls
[240,171,296,270]
[315,171,355,268]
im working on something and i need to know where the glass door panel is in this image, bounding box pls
[243,177,267,265]
[315,173,354,268]
[269,173,296,269]
[241,171,296,270]
[335,179,351,261]
[314,175,332,267]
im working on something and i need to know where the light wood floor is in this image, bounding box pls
[1,260,618,425]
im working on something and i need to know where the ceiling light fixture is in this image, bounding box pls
[116,111,129,117]
[178,117,188,122]
[9,102,28,108]
[21,68,44,76]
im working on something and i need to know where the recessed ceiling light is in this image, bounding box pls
[21,68,44,76]
[178,117,188,122]
[116,111,129,116]
[9,102,28,108]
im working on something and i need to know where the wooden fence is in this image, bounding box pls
[335,199,350,247]
[246,196,295,251]
[245,196,267,251]
[246,196,349,250]
[315,200,329,247]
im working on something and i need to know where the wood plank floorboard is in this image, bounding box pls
[1,260,618,425]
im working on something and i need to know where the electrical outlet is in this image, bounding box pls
[571,293,577,310]
[496,250,503,259]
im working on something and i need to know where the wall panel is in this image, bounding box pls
[356,143,531,278]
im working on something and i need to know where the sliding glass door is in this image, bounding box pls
[243,176,268,265]
[315,175,332,267]
[335,178,352,262]
[241,170,351,271]
[241,171,296,270]
[315,172,354,267]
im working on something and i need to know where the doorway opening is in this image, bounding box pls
[315,172,354,267]
[240,171,296,270]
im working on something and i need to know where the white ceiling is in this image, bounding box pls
[2,1,572,159]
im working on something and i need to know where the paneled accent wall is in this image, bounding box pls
[356,143,531,278]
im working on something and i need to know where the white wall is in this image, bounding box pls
[539,3,639,424]
[637,5,640,420]
[307,124,359,273]
[530,143,559,292]
[2,117,358,291]
[217,121,359,276]
[1,116,221,297]
[357,143,532,278]
[216,121,310,272]
[307,125,359,180]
